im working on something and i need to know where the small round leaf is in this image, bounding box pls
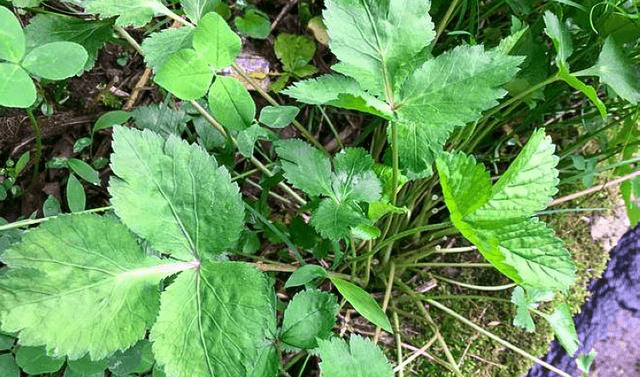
[21,41,88,80]
[0,63,36,108]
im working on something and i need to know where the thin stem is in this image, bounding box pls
[374,263,396,344]
[0,206,114,231]
[318,106,344,150]
[398,262,493,268]
[26,109,42,191]
[433,0,461,46]
[425,299,574,377]
[432,274,516,291]
[115,26,143,53]
[393,334,438,373]
[373,222,452,255]
[390,121,399,206]
[392,310,404,377]
[549,170,640,207]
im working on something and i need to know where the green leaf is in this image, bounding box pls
[181,0,220,23]
[15,346,64,374]
[281,289,338,349]
[193,11,241,69]
[14,151,29,176]
[21,41,88,80]
[332,148,381,203]
[236,123,272,157]
[0,63,36,108]
[107,340,150,375]
[154,49,213,100]
[283,74,393,119]
[151,261,278,377]
[42,195,61,217]
[329,277,392,332]
[0,6,25,63]
[292,64,317,77]
[234,8,270,39]
[0,354,19,377]
[259,105,300,128]
[73,138,92,153]
[275,139,332,197]
[93,110,131,134]
[23,14,113,70]
[396,45,523,177]
[576,349,597,373]
[284,264,328,288]
[142,28,194,72]
[109,126,244,260]
[83,0,172,27]
[131,103,190,138]
[312,200,367,240]
[557,67,607,119]
[274,33,316,73]
[0,214,184,360]
[68,158,100,185]
[547,303,579,357]
[436,130,576,292]
[592,37,640,104]
[318,335,393,377]
[0,333,14,351]
[543,11,573,69]
[207,76,255,130]
[510,286,554,332]
[66,174,86,213]
[67,354,108,375]
[323,0,435,97]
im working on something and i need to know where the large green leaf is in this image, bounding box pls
[275,139,333,197]
[396,45,523,177]
[151,261,278,377]
[0,214,184,360]
[21,41,88,80]
[323,0,435,98]
[318,335,393,377]
[83,0,172,27]
[0,6,25,63]
[109,126,244,261]
[281,289,338,349]
[23,14,113,70]
[436,129,576,292]
[207,76,255,130]
[142,28,194,72]
[154,49,213,100]
[0,63,36,108]
[193,11,240,69]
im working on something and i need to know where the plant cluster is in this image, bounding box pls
[0,0,639,377]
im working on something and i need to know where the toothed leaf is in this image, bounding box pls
[318,335,393,377]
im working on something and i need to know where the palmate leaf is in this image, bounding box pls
[151,261,278,377]
[109,126,244,261]
[323,0,435,98]
[0,214,185,360]
[318,335,393,377]
[436,129,576,292]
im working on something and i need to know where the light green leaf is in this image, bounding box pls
[323,0,435,97]
[557,67,607,119]
[67,354,108,375]
[496,26,529,55]
[547,303,579,357]
[207,76,255,130]
[15,346,65,374]
[66,174,86,213]
[93,110,131,134]
[312,200,367,240]
[274,33,316,73]
[0,354,19,377]
[576,349,597,373]
[234,8,270,39]
[332,148,381,203]
[275,139,333,197]
[543,11,572,69]
[0,63,36,108]
[284,264,328,288]
[14,151,29,176]
[42,195,61,217]
[109,126,244,261]
[0,6,25,63]
[67,158,100,185]
[21,41,87,80]
[23,14,113,70]
[0,214,181,360]
[283,74,393,119]
[318,335,393,377]
[73,138,92,153]
[131,103,190,138]
[193,11,241,69]
[83,0,172,27]
[141,28,194,72]
[181,0,220,23]
[281,289,338,349]
[368,199,407,222]
[154,49,213,100]
[259,105,299,128]
[510,286,554,332]
[151,261,278,377]
[236,123,272,157]
[592,37,640,104]
[329,277,392,332]
[396,45,523,177]
[436,129,576,292]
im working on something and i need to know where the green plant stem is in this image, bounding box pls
[398,262,493,268]
[230,63,326,153]
[549,169,640,207]
[433,0,462,46]
[372,222,452,256]
[26,109,42,191]
[420,295,511,303]
[296,354,311,377]
[374,263,396,344]
[390,121,399,206]
[318,106,344,150]
[0,206,113,231]
[424,299,574,377]
[392,309,404,377]
[393,334,438,373]
[432,274,516,291]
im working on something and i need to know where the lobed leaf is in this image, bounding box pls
[193,12,241,69]
[332,148,381,203]
[0,214,182,360]
[274,33,317,73]
[275,139,333,197]
[109,126,244,260]
[281,289,338,349]
[311,200,367,240]
[0,6,25,63]
[151,261,278,377]
[318,335,393,377]
[592,36,640,104]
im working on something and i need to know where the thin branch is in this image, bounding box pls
[549,170,640,207]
